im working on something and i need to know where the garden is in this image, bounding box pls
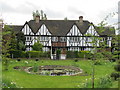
[2,59,119,88]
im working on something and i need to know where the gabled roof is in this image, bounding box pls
[5,19,115,36]
[95,26,115,36]
[6,25,23,33]
[75,21,90,34]
[27,20,91,36]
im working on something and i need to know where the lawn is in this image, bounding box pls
[2,59,119,88]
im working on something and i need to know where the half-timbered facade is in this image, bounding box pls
[9,16,115,59]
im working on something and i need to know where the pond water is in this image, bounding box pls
[26,65,83,76]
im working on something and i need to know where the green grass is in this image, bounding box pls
[2,59,119,88]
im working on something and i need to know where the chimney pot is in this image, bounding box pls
[79,16,83,24]
[35,15,40,23]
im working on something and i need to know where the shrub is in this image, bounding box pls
[10,50,26,58]
[56,49,61,59]
[114,64,120,72]
[26,51,50,58]
[35,58,39,61]
[66,51,75,58]
[2,79,19,88]
[74,59,78,62]
[3,58,9,71]
[17,59,21,61]
[32,42,43,51]
[78,51,90,59]
[94,60,102,65]
[111,72,120,80]
[97,76,112,88]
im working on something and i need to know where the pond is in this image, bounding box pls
[14,65,83,76]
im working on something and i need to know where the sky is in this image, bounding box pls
[0,0,119,28]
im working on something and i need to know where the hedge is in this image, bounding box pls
[10,50,50,58]
[67,51,91,59]
[26,51,50,58]
[10,50,26,58]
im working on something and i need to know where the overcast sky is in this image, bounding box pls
[0,0,119,27]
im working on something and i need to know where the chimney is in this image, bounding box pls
[79,16,83,24]
[35,15,40,23]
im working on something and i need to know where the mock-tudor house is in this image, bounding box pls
[8,16,115,59]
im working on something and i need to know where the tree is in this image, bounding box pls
[2,25,12,70]
[33,10,47,20]
[16,31,25,51]
[85,12,117,88]
[2,25,12,58]
[32,41,43,51]
[64,17,68,20]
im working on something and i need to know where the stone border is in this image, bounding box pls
[13,65,84,76]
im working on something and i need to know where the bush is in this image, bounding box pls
[74,59,78,62]
[66,51,75,58]
[114,64,120,72]
[66,51,91,59]
[26,51,50,58]
[35,58,39,61]
[17,59,21,61]
[78,51,90,59]
[56,49,61,59]
[111,72,120,80]
[2,79,19,88]
[94,60,102,65]
[10,50,26,58]
[97,76,112,88]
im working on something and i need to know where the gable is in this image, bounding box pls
[21,24,34,35]
[85,25,99,36]
[67,25,82,36]
[36,24,51,35]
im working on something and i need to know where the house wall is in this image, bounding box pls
[21,23,112,52]
[22,24,51,51]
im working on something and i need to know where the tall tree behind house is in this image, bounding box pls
[33,10,47,20]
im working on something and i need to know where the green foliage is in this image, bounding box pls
[26,51,49,58]
[9,33,17,51]
[66,51,91,59]
[33,10,47,20]
[78,51,90,58]
[111,72,120,80]
[94,60,102,65]
[56,49,61,59]
[71,62,79,67]
[95,52,104,59]
[66,51,76,58]
[2,60,118,88]
[33,62,38,72]
[2,25,12,58]
[97,76,112,88]
[18,41,25,51]
[16,31,25,44]
[2,79,19,88]
[32,42,43,51]
[9,50,26,58]
[16,31,25,51]
[2,57,10,70]
[114,64,120,72]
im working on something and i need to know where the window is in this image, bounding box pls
[44,37,49,41]
[60,37,66,42]
[52,37,58,42]
[69,37,79,42]
[39,36,49,41]
[26,36,31,41]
